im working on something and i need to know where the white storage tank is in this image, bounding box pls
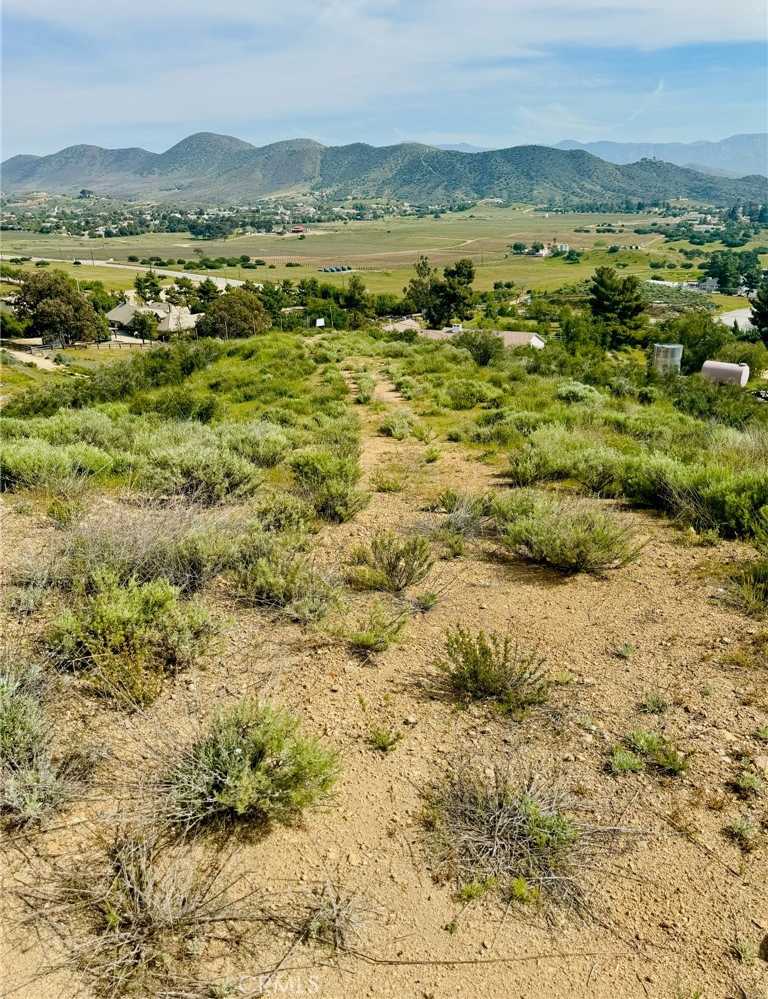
[653,343,683,375]
[701,360,750,387]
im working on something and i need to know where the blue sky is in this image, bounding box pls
[2,1,766,157]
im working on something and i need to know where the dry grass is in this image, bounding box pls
[424,765,631,912]
[12,829,271,998]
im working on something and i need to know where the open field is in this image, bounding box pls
[1,207,678,294]
[1,330,766,999]
[4,206,763,301]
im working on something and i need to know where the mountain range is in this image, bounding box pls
[556,133,767,178]
[2,132,766,205]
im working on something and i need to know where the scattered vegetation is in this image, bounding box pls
[611,730,689,776]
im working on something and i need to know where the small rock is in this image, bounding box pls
[404,715,418,726]
[754,755,768,774]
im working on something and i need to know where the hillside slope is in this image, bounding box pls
[2,132,766,204]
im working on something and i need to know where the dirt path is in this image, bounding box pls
[1,348,59,370]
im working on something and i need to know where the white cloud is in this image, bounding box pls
[2,1,765,154]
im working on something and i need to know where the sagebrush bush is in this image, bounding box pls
[22,830,254,997]
[46,510,240,595]
[137,444,262,505]
[47,573,215,705]
[229,532,338,622]
[248,491,316,534]
[496,492,641,575]
[217,420,292,467]
[379,411,414,440]
[0,659,93,826]
[435,626,549,714]
[1,439,115,491]
[347,531,434,592]
[155,700,338,833]
[289,448,367,522]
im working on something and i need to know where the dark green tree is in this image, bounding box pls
[589,267,644,326]
[195,278,222,307]
[134,270,162,302]
[14,270,107,345]
[403,255,435,313]
[127,311,159,341]
[196,288,269,339]
[661,312,732,373]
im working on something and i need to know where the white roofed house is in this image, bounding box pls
[106,301,201,339]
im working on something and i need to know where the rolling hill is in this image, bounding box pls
[556,133,767,178]
[2,132,766,205]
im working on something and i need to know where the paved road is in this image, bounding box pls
[716,307,754,330]
[1,255,246,290]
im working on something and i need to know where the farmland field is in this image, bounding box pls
[3,205,688,294]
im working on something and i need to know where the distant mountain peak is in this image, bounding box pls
[2,132,766,204]
[554,133,767,177]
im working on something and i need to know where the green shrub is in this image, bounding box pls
[347,531,433,592]
[354,373,375,404]
[435,626,549,714]
[379,411,414,440]
[497,493,641,574]
[248,491,316,534]
[728,558,768,618]
[620,730,689,776]
[137,445,262,505]
[1,439,112,491]
[130,387,219,423]
[217,421,291,467]
[556,381,604,405]
[155,700,338,833]
[343,602,407,654]
[440,379,494,410]
[229,533,338,623]
[47,573,215,706]
[289,448,366,522]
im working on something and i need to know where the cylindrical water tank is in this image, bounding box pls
[653,343,683,374]
[701,360,750,386]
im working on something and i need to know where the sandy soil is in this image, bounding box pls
[1,373,767,999]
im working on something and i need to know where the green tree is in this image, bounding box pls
[589,267,644,326]
[344,274,369,313]
[510,242,527,255]
[749,281,768,344]
[134,270,162,302]
[194,278,222,307]
[14,270,107,346]
[196,288,269,339]
[127,311,159,341]
[661,312,732,373]
[403,255,435,313]
[453,329,504,366]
